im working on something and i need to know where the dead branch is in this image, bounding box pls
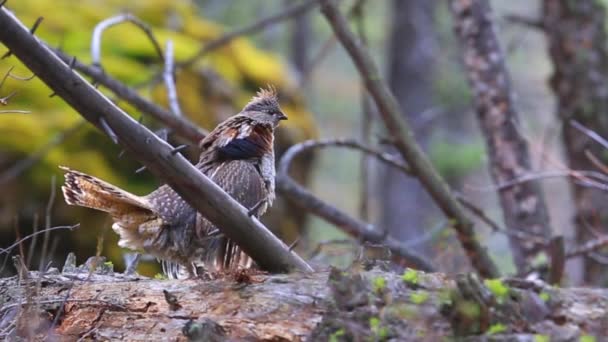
[51,49,207,144]
[320,0,498,278]
[0,7,311,273]
[277,138,435,271]
[91,13,164,67]
[162,40,183,117]
[181,0,321,67]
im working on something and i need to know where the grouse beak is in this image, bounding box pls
[278,112,288,121]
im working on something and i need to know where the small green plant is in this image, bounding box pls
[484,279,509,304]
[369,317,388,340]
[533,335,549,342]
[580,335,596,342]
[486,323,507,335]
[154,273,168,280]
[402,269,419,286]
[539,291,550,302]
[328,328,345,342]
[410,291,429,305]
[104,261,113,267]
[373,276,387,293]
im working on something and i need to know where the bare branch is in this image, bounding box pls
[0,7,311,273]
[503,14,544,30]
[0,224,79,256]
[91,13,164,68]
[570,119,608,150]
[277,138,435,271]
[52,49,207,144]
[320,0,498,278]
[163,40,183,117]
[181,0,321,67]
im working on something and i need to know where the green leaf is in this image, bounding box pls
[402,269,419,285]
[410,291,429,304]
[484,279,509,303]
[486,323,507,335]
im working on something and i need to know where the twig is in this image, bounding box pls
[503,14,544,30]
[0,224,79,256]
[0,120,85,185]
[353,0,371,222]
[0,8,311,273]
[277,138,434,271]
[39,176,56,273]
[320,0,498,278]
[53,49,207,144]
[91,13,164,68]
[585,150,608,175]
[454,194,502,232]
[163,40,182,117]
[571,119,608,150]
[180,0,321,67]
[566,235,608,259]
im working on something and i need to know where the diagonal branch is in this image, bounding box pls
[52,49,207,144]
[277,138,435,272]
[0,6,312,274]
[181,0,321,67]
[319,0,498,278]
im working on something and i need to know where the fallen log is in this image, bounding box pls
[0,256,606,341]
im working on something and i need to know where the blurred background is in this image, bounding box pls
[0,0,603,285]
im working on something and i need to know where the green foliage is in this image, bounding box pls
[430,141,484,182]
[484,279,510,304]
[369,317,389,340]
[372,276,387,293]
[410,291,429,305]
[539,291,550,302]
[533,335,550,342]
[580,335,597,342]
[328,329,345,342]
[486,323,507,335]
[401,269,419,286]
[154,273,168,280]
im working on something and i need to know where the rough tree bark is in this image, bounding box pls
[1,257,606,341]
[379,0,436,255]
[449,0,553,273]
[541,0,608,285]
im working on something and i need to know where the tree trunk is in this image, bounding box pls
[541,0,608,285]
[449,0,553,273]
[2,256,607,341]
[378,0,436,254]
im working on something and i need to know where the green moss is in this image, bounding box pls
[154,273,168,280]
[103,261,113,267]
[539,291,550,302]
[580,336,597,342]
[372,276,387,293]
[369,317,388,340]
[486,323,507,335]
[484,279,510,304]
[410,291,429,305]
[402,269,419,286]
[328,329,345,342]
[534,335,550,342]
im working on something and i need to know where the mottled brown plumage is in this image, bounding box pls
[61,87,287,278]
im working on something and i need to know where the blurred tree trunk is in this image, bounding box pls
[449,0,553,273]
[542,0,608,285]
[378,0,436,254]
[287,1,311,79]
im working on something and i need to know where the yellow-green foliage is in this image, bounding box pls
[0,0,317,274]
